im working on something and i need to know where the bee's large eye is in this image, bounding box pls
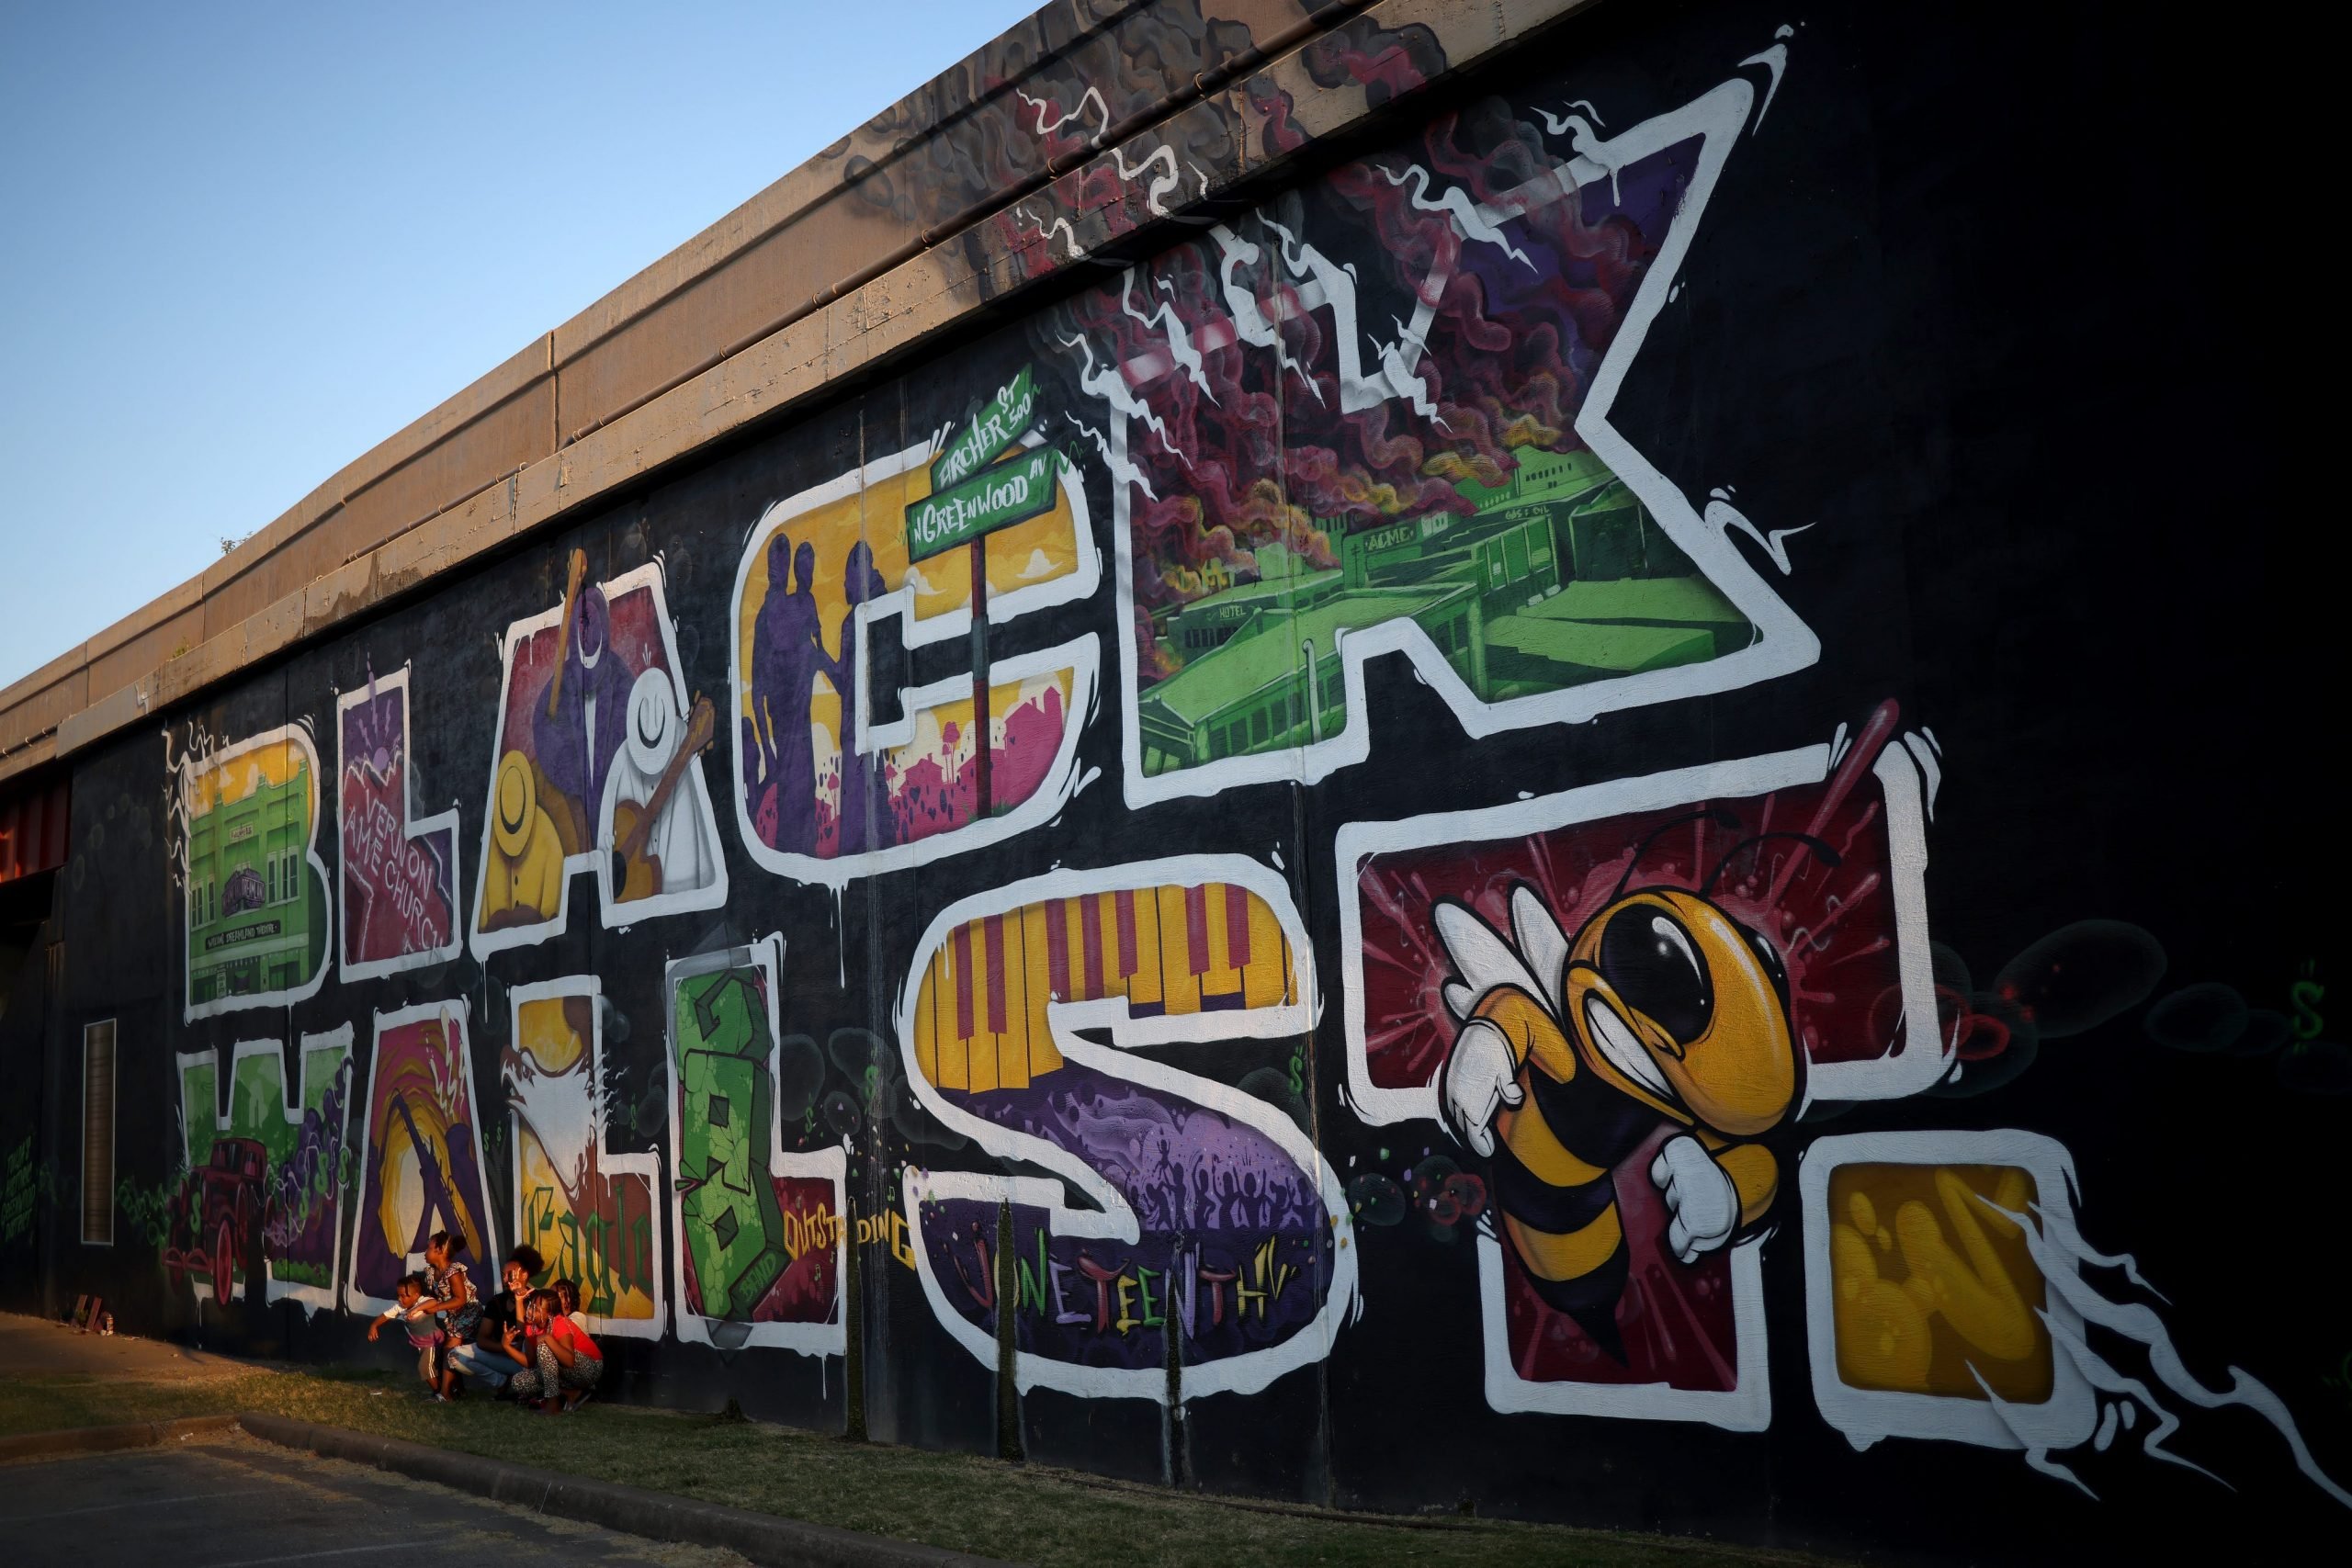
[1598,907,1713,1043]
[1745,925,1790,1007]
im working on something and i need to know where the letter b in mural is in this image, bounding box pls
[472,551,727,960]
[665,940,845,1353]
[172,723,334,1021]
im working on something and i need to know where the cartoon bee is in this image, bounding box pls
[1435,815,1832,1358]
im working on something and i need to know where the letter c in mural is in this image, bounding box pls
[471,553,728,961]
[894,858,1354,1402]
[729,412,1098,886]
[1338,705,1940,1429]
[344,999,498,1314]
[170,721,334,1021]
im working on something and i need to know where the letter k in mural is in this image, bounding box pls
[1048,73,1815,804]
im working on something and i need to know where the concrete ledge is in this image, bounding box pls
[0,1413,241,1464]
[235,1411,1023,1568]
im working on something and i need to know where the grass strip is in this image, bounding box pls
[0,1364,1843,1568]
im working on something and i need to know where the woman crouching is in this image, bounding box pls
[507,1287,602,1413]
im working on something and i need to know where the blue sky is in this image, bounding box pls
[0,0,1039,689]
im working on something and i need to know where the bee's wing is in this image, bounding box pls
[1509,884,1572,1014]
[1435,901,1551,1021]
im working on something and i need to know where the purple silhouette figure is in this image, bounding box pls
[828,541,894,857]
[531,581,635,852]
[752,538,826,855]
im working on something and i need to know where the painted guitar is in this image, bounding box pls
[611,694,717,903]
[546,548,590,719]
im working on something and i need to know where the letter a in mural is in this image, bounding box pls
[345,1000,497,1314]
[895,858,1354,1402]
[472,550,727,960]
[1338,704,1940,1428]
[171,722,333,1021]
[729,383,1098,887]
[665,938,845,1353]
[337,666,462,980]
[503,976,662,1337]
[1054,73,1815,806]
[167,1030,355,1312]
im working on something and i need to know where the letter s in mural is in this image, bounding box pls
[337,666,462,980]
[1340,704,1939,1428]
[1046,71,1815,808]
[895,859,1353,1403]
[729,384,1098,886]
[345,1000,498,1314]
[168,1030,355,1312]
[472,550,728,960]
[169,722,334,1021]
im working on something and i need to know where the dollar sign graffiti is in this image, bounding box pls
[804,1106,817,1135]
[1287,1051,1304,1099]
[2291,977,2325,1042]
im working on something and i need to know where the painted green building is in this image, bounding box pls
[187,759,318,1004]
[1136,448,1758,774]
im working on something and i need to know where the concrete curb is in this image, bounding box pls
[235,1412,1025,1568]
[0,1413,241,1463]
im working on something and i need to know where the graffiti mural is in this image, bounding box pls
[1339,705,1937,1427]
[345,1001,496,1314]
[666,939,846,1353]
[729,405,1099,886]
[503,976,662,1337]
[167,1031,354,1311]
[472,550,728,960]
[1045,71,1813,806]
[1803,1131,2351,1507]
[171,723,333,1020]
[896,858,1353,1401]
[337,666,462,979]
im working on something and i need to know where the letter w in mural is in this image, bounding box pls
[895,859,1354,1402]
[1339,703,1941,1429]
[472,549,728,961]
[169,1030,355,1312]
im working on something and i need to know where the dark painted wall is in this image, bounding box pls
[4,3,2343,1562]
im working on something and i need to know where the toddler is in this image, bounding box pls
[367,1273,448,1399]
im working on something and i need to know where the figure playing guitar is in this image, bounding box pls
[603,671,719,903]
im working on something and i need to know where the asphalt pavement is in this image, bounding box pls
[0,1310,265,1382]
[0,1433,743,1568]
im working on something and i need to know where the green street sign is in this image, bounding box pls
[905,445,1064,563]
[931,367,1037,492]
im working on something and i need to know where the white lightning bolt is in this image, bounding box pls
[1016,84,1109,143]
[1111,144,1182,217]
[1121,271,1214,401]
[1059,333,1190,467]
[1374,164,1536,271]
